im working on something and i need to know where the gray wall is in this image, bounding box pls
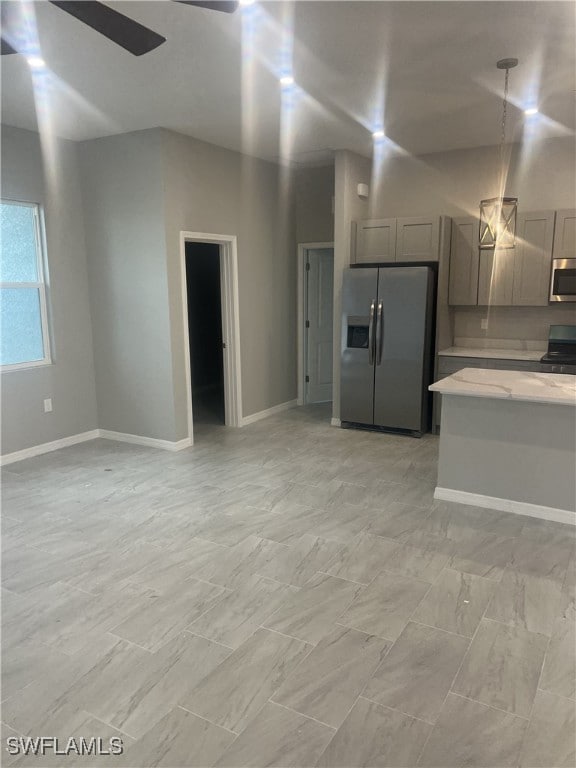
[369,137,575,217]
[161,129,297,432]
[79,127,298,443]
[332,149,371,421]
[1,126,98,454]
[79,130,177,441]
[295,165,334,244]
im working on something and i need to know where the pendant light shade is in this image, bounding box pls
[479,196,518,249]
[479,58,518,249]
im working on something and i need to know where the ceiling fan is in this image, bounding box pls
[0,0,238,58]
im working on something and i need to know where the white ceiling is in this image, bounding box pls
[1,1,574,164]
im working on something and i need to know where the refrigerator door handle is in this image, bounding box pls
[368,300,376,365]
[376,300,384,365]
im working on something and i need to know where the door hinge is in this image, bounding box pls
[306,262,310,271]
[305,320,310,328]
[305,375,310,383]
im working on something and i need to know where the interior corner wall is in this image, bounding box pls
[295,165,335,244]
[78,129,177,442]
[1,125,98,455]
[332,150,371,422]
[160,129,297,434]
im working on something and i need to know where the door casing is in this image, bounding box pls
[297,242,335,405]
[180,231,243,444]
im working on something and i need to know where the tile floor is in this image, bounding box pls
[2,404,575,767]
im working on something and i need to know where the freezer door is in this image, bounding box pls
[340,268,378,425]
[373,267,434,432]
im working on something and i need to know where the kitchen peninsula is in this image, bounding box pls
[430,368,576,525]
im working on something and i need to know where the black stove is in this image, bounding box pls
[540,325,576,371]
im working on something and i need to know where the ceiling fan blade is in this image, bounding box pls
[1,38,17,55]
[50,1,166,56]
[175,1,239,13]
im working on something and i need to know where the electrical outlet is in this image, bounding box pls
[43,398,53,413]
[480,318,489,330]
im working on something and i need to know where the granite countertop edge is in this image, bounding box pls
[430,367,576,407]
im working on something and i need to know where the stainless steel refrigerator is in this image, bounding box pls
[340,266,435,436]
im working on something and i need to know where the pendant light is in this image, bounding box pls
[479,57,518,249]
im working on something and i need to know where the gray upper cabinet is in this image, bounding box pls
[355,218,397,264]
[452,210,557,307]
[396,217,440,262]
[512,211,555,306]
[478,248,515,306]
[354,216,441,264]
[448,217,479,305]
[553,209,576,259]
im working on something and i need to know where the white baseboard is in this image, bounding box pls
[1,429,192,466]
[98,430,192,452]
[0,430,100,467]
[241,399,298,427]
[434,486,576,527]
[331,417,341,427]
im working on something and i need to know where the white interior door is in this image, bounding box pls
[306,248,334,403]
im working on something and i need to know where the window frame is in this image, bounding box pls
[0,199,52,372]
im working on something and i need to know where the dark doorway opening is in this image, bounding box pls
[185,242,225,426]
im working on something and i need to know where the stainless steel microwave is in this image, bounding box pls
[550,259,576,302]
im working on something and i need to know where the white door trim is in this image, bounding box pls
[297,242,335,406]
[180,232,243,443]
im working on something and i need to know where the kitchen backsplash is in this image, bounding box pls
[452,337,545,352]
[453,305,576,344]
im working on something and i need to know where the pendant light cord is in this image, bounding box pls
[500,65,510,169]
[480,57,518,249]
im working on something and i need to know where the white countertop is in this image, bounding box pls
[438,346,546,362]
[430,367,576,406]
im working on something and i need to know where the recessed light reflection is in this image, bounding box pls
[239,0,255,5]
[280,75,294,86]
[372,130,385,139]
[27,56,46,69]
[524,107,538,116]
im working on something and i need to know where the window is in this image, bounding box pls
[0,200,51,370]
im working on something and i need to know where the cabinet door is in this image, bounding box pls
[478,248,515,306]
[512,211,555,306]
[491,360,545,372]
[396,216,440,262]
[355,219,397,264]
[448,217,480,305]
[553,209,576,259]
